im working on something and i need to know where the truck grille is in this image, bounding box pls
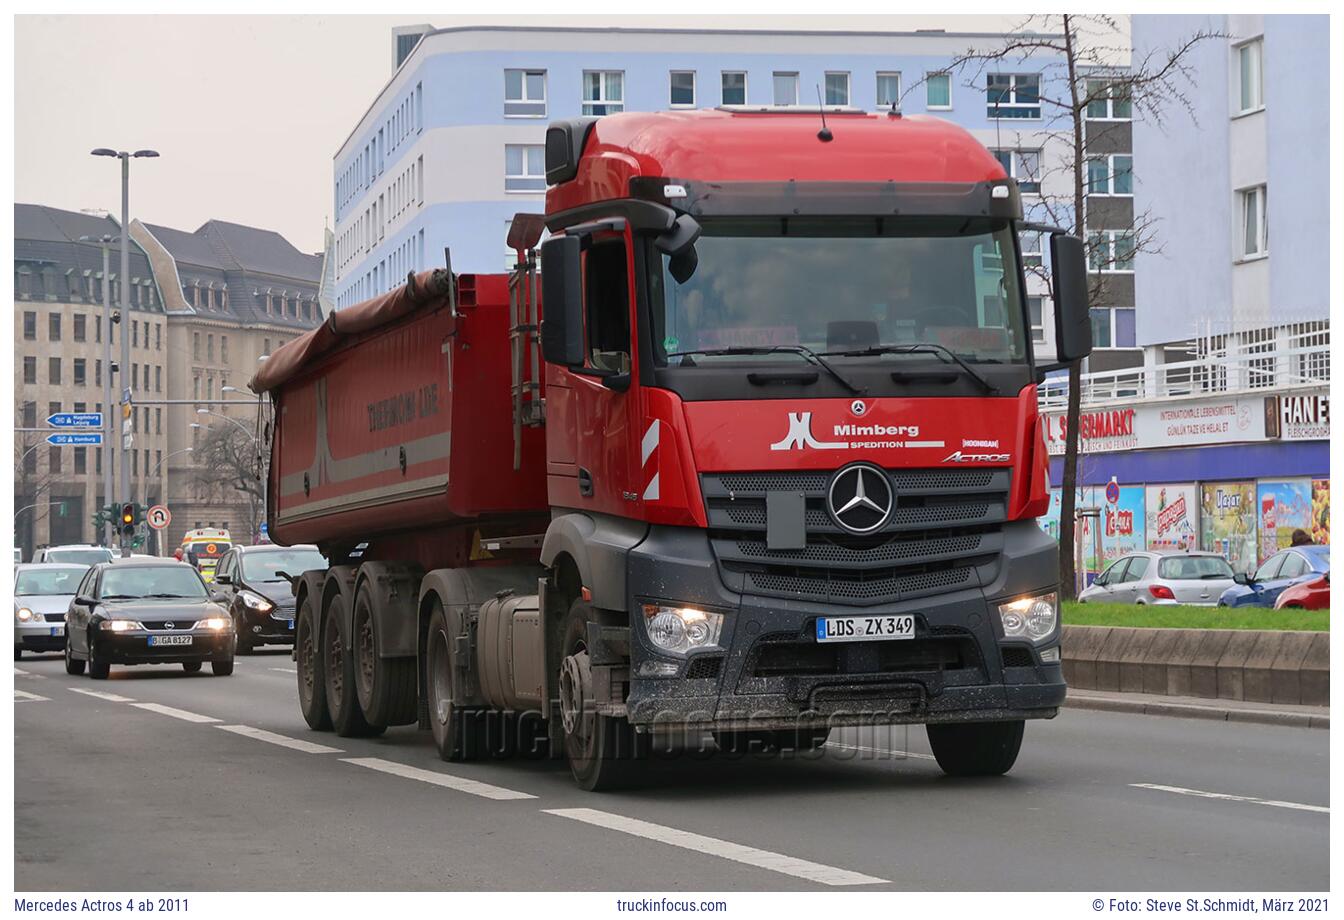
[703,467,1010,606]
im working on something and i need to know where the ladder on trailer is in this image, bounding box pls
[507,214,548,470]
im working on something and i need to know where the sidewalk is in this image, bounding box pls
[1065,688,1329,729]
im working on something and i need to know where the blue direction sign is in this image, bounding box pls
[46,432,103,446]
[47,412,103,428]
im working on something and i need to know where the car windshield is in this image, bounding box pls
[241,548,326,582]
[46,548,115,565]
[1158,556,1234,580]
[15,567,88,596]
[650,217,1028,366]
[101,566,208,600]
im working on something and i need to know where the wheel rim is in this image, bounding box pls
[356,607,375,698]
[326,619,343,703]
[297,612,316,701]
[558,643,595,752]
[428,625,453,725]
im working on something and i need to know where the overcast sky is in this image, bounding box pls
[15,14,1125,254]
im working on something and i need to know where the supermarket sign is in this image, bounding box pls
[1043,395,1271,455]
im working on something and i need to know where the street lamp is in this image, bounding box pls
[91,146,159,558]
[77,231,119,546]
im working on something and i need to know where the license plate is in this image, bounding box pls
[816,615,916,643]
[148,635,193,647]
[49,627,63,637]
[288,619,295,630]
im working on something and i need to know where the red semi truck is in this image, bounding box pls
[251,109,1093,789]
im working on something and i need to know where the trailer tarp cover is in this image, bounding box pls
[249,268,454,394]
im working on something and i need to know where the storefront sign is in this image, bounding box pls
[1044,394,1272,456]
[1278,394,1330,441]
[1146,484,1198,551]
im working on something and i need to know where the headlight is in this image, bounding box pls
[195,617,231,632]
[16,607,41,622]
[997,592,1058,644]
[641,603,724,655]
[239,590,275,613]
[100,619,143,632]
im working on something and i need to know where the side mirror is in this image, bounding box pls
[214,572,232,585]
[1233,573,1251,586]
[1049,233,1093,365]
[540,235,585,367]
[75,595,96,607]
[655,215,702,284]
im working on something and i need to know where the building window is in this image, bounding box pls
[1088,230,1137,273]
[132,319,139,347]
[669,70,695,108]
[221,335,229,363]
[193,375,200,401]
[582,70,624,115]
[95,360,101,387]
[207,334,214,362]
[1085,79,1132,119]
[155,323,162,350]
[1086,154,1133,196]
[1239,185,1268,258]
[48,357,61,385]
[193,332,201,360]
[23,402,36,428]
[721,71,746,106]
[155,365,162,392]
[1090,307,1137,349]
[824,72,850,106]
[73,359,86,387]
[987,73,1040,119]
[1020,231,1044,268]
[23,311,35,339]
[1028,296,1046,343]
[876,72,901,109]
[504,68,547,117]
[74,447,87,474]
[50,447,62,474]
[773,72,799,106]
[992,148,1042,194]
[1237,39,1264,114]
[49,313,61,341]
[96,448,102,475]
[155,408,162,434]
[504,145,546,193]
[23,356,36,384]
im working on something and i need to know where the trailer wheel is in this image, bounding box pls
[558,600,647,791]
[425,599,482,761]
[353,582,418,727]
[926,719,1025,777]
[295,593,332,731]
[323,593,385,737]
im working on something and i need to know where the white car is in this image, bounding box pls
[14,563,89,658]
[1080,551,1237,606]
[32,544,116,566]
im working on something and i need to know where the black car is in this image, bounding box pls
[212,544,326,653]
[64,560,235,678]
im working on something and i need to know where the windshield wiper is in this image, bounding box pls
[100,594,135,600]
[144,593,198,599]
[666,345,864,394]
[821,343,998,394]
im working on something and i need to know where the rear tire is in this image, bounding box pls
[64,636,85,676]
[323,594,384,737]
[182,661,203,674]
[295,593,332,731]
[87,633,110,680]
[353,582,418,727]
[926,719,1025,777]
[425,599,483,761]
[212,657,234,677]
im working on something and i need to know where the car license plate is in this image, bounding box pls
[49,627,63,637]
[148,635,193,647]
[816,615,916,643]
[288,619,295,630]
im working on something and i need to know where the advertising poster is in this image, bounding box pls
[1037,487,1101,575]
[1100,482,1145,566]
[1146,483,1199,551]
[1257,479,1314,560]
[1200,482,1257,574]
[1311,479,1330,545]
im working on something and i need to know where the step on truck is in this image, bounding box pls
[250,108,1093,790]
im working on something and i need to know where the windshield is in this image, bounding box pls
[15,567,87,596]
[242,548,326,582]
[185,541,230,560]
[101,566,208,600]
[650,218,1028,366]
[1158,556,1234,580]
[46,548,114,565]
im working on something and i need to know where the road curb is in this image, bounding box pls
[1065,692,1329,729]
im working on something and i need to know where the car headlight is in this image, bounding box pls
[16,607,41,623]
[997,592,1058,644]
[239,590,275,613]
[641,603,724,655]
[194,617,231,632]
[100,619,143,632]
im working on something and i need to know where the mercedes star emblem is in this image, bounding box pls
[827,462,895,535]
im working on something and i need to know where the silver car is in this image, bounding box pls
[14,563,89,658]
[33,544,116,566]
[1079,551,1237,606]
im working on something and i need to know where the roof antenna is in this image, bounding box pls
[814,84,833,142]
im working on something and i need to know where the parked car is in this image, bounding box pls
[14,563,88,658]
[1274,572,1330,610]
[1078,550,1237,606]
[212,544,326,653]
[64,559,235,678]
[1218,545,1330,608]
[33,544,115,566]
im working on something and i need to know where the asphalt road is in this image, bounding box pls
[14,648,1329,891]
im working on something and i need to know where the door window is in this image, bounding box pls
[1098,558,1128,585]
[1253,554,1284,582]
[1278,553,1308,579]
[584,239,631,374]
[1120,556,1149,581]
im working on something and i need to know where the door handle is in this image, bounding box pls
[578,468,594,497]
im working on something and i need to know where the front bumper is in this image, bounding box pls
[94,629,233,664]
[621,521,1065,730]
[239,605,296,644]
[16,620,65,653]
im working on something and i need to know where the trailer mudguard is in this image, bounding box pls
[354,561,426,659]
[540,512,650,612]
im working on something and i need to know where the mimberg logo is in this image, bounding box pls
[770,412,846,451]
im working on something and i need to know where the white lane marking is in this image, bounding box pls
[69,688,137,703]
[217,724,343,754]
[268,667,297,674]
[341,757,536,801]
[825,741,937,761]
[14,668,46,679]
[544,808,888,887]
[13,667,30,675]
[1132,783,1329,815]
[130,702,221,724]
[15,689,50,702]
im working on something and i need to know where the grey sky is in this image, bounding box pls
[15,14,1125,254]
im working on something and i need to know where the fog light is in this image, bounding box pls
[636,660,681,678]
[997,592,1058,645]
[253,625,263,633]
[1039,647,1060,663]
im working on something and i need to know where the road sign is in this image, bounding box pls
[1105,479,1121,505]
[47,412,103,428]
[46,432,103,446]
[147,505,172,531]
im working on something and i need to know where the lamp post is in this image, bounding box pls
[91,146,158,557]
[196,408,266,541]
[77,231,118,546]
[149,446,193,556]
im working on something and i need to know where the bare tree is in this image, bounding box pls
[912,14,1221,597]
[190,424,266,542]
[14,428,57,558]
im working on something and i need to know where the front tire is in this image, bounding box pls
[323,594,383,737]
[64,635,85,676]
[87,634,110,681]
[425,599,482,761]
[295,593,332,731]
[212,657,234,677]
[233,612,254,655]
[926,720,1025,777]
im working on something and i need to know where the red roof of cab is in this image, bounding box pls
[546,109,1008,213]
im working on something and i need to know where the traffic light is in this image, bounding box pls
[120,503,137,539]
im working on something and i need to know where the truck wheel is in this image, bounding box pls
[353,582,418,727]
[88,633,110,680]
[926,720,1025,777]
[425,599,482,761]
[323,594,385,737]
[295,594,332,731]
[64,635,85,676]
[558,600,647,791]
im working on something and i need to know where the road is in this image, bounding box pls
[14,649,1329,891]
